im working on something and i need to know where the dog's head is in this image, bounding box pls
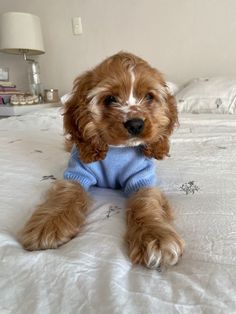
[64,52,178,163]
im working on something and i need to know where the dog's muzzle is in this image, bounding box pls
[123,118,144,136]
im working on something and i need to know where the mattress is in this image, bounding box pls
[0,108,236,314]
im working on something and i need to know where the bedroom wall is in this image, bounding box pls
[1,0,236,96]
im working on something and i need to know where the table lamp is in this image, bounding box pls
[0,12,45,100]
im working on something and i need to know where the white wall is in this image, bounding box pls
[1,0,236,95]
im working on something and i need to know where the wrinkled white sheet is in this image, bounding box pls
[0,109,236,314]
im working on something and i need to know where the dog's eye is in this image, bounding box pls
[104,95,117,106]
[145,93,154,103]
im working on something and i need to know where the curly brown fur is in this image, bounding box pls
[63,72,109,163]
[20,180,91,250]
[126,187,184,269]
[20,52,183,269]
[63,52,178,162]
[142,137,170,160]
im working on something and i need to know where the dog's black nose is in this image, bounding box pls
[123,119,144,135]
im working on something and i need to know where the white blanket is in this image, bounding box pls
[0,109,236,314]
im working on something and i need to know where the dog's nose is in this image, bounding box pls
[123,118,144,135]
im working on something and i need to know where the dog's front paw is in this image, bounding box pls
[20,209,81,251]
[128,230,184,269]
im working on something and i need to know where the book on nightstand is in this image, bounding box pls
[0,81,23,105]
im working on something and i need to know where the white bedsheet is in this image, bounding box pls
[0,109,236,314]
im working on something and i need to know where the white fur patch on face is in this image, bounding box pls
[128,70,136,106]
[115,105,142,115]
[87,86,107,100]
[87,86,108,118]
[88,96,101,118]
[114,69,145,118]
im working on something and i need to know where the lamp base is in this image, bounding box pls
[23,53,43,102]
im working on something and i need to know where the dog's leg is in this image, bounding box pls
[126,187,184,269]
[20,180,90,251]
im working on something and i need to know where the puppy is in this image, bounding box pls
[21,52,184,269]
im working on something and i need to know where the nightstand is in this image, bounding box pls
[0,102,61,117]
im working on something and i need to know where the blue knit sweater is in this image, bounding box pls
[64,145,157,196]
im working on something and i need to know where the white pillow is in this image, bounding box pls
[176,77,236,114]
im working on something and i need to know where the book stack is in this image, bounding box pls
[0,81,24,104]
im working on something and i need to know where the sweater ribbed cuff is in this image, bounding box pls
[63,173,91,191]
[124,178,156,196]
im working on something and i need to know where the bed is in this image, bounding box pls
[0,107,236,313]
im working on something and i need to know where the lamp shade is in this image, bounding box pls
[0,12,45,55]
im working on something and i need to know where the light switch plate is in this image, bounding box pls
[0,67,9,81]
[72,17,83,35]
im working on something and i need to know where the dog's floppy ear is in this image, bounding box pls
[143,94,178,160]
[63,71,108,163]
